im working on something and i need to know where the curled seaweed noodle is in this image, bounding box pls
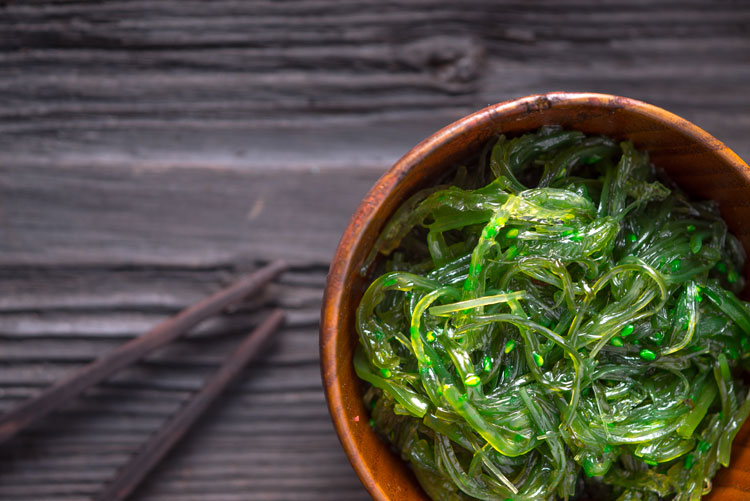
[355,127,750,500]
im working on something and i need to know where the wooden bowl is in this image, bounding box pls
[320,92,750,500]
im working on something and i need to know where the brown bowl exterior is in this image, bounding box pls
[320,92,750,500]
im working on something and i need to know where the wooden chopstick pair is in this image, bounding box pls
[0,259,288,501]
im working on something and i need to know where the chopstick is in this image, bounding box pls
[95,308,286,501]
[0,259,288,445]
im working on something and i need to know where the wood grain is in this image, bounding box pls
[0,0,749,499]
[95,309,285,501]
[0,261,287,445]
[0,266,368,501]
[1,0,749,172]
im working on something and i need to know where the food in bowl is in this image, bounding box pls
[354,127,750,500]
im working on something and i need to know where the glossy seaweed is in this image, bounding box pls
[355,127,750,501]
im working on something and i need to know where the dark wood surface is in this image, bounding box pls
[0,1,749,500]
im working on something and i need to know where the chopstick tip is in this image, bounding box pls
[269,307,287,326]
[269,258,289,271]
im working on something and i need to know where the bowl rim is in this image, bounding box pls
[320,91,750,500]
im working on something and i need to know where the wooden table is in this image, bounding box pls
[0,2,748,499]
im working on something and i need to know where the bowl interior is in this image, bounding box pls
[321,92,750,501]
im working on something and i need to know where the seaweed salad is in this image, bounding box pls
[354,127,750,500]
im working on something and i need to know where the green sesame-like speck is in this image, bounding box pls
[464,374,481,387]
[380,368,392,378]
[506,228,519,239]
[687,224,696,232]
[671,259,682,272]
[640,349,656,361]
[716,261,727,274]
[504,339,516,354]
[482,356,492,373]
[532,352,544,367]
[621,324,635,337]
[611,337,624,347]
[426,331,436,342]
[627,233,637,243]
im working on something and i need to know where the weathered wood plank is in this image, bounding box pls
[0,328,320,367]
[0,165,381,266]
[0,355,366,499]
[0,262,361,500]
[1,0,748,171]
